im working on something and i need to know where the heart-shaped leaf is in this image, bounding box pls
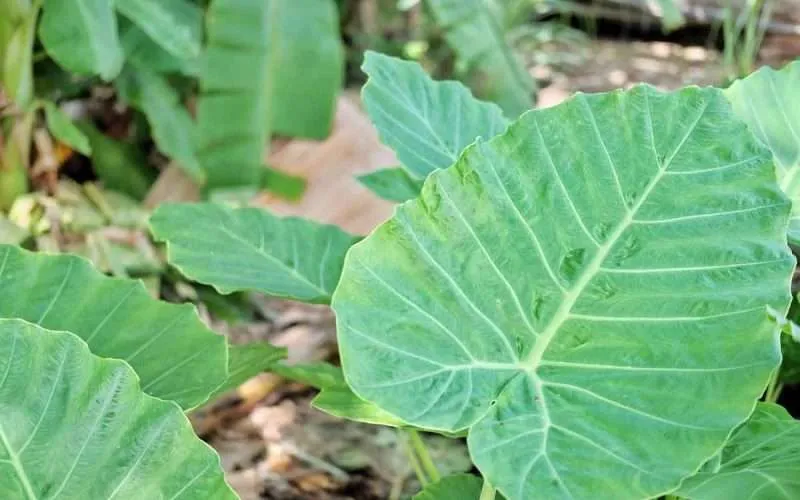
[725,61,800,244]
[333,86,793,499]
[675,403,800,499]
[0,319,235,499]
[150,203,360,304]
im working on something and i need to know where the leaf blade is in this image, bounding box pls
[0,319,236,499]
[724,61,800,244]
[333,86,793,499]
[0,244,228,409]
[38,0,123,80]
[268,0,343,139]
[356,167,424,203]
[115,0,202,60]
[43,102,92,155]
[675,403,800,500]
[425,0,535,117]
[150,203,360,304]
[361,51,509,178]
[115,66,205,182]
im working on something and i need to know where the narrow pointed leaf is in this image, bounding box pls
[268,0,343,139]
[425,0,535,117]
[43,102,91,155]
[115,0,202,60]
[0,319,236,499]
[39,0,123,80]
[675,403,800,500]
[357,167,424,203]
[724,61,800,244]
[333,86,793,499]
[361,51,509,178]
[150,203,360,304]
[412,474,483,500]
[0,245,227,409]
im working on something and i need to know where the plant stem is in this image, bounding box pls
[405,429,440,485]
[403,435,428,486]
[765,372,784,403]
[479,479,496,500]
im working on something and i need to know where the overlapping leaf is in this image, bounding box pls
[425,0,535,117]
[333,85,793,499]
[0,319,235,499]
[39,0,123,80]
[361,51,509,179]
[725,60,800,244]
[150,203,360,304]
[675,403,800,499]
[0,244,227,409]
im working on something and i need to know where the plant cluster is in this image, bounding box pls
[1,1,799,498]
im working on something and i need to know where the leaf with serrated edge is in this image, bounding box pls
[0,245,227,409]
[361,51,509,178]
[0,319,236,499]
[150,203,360,304]
[333,85,794,499]
[675,403,800,500]
[724,61,800,245]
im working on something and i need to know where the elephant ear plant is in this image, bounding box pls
[150,55,800,499]
[0,244,286,497]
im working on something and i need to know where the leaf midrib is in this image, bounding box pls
[522,97,709,370]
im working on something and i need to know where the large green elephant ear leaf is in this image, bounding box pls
[333,85,794,499]
[724,61,800,244]
[0,244,227,409]
[675,403,800,500]
[0,319,235,499]
[361,51,509,179]
[150,203,360,304]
